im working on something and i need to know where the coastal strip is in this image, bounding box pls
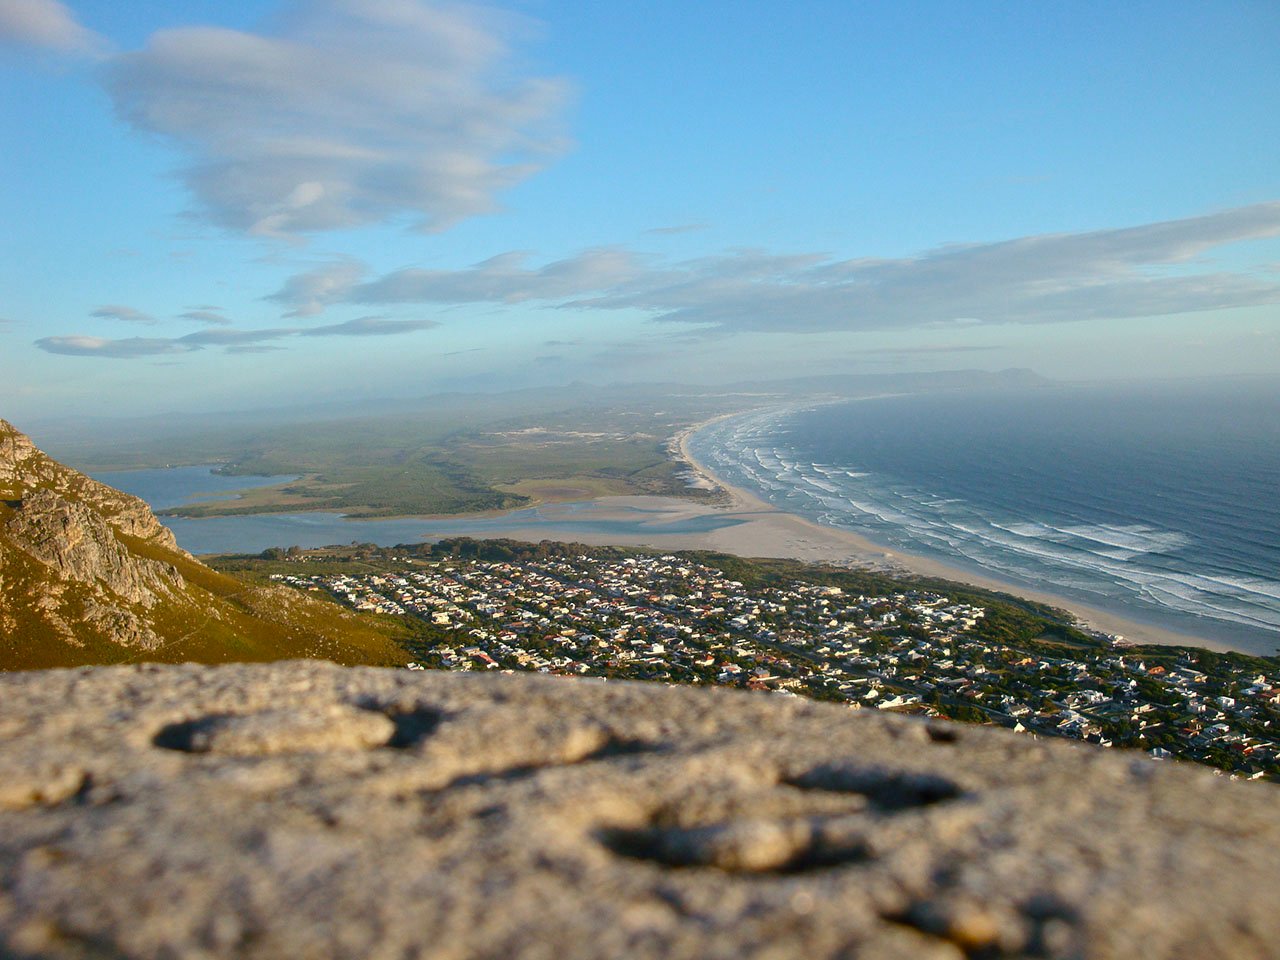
[156,416,1241,654]
[667,416,1234,653]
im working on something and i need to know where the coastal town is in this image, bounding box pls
[266,542,1280,780]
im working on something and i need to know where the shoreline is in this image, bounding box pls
[669,416,1240,654]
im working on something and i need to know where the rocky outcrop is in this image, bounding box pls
[0,420,405,669]
[5,488,181,607]
[0,420,188,652]
[1,661,1277,959]
[0,419,180,551]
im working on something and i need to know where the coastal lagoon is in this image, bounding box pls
[90,465,300,512]
[84,471,747,556]
[160,503,745,555]
[688,380,1280,655]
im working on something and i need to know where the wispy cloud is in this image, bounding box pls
[0,0,105,55]
[282,202,1280,332]
[35,313,438,359]
[177,309,231,325]
[91,304,156,325]
[36,335,192,358]
[265,259,367,316]
[104,0,570,236]
[349,247,643,306]
[300,315,437,337]
[179,327,295,347]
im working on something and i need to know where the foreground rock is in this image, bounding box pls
[1,662,1277,959]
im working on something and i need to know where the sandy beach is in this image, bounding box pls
[449,418,1236,653]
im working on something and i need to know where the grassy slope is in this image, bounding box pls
[0,528,411,671]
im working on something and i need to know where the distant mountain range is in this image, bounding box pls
[0,419,405,671]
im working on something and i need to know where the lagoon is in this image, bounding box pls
[87,467,746,555]
[90,465,300,512]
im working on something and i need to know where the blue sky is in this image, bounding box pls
[1,0,1278,420]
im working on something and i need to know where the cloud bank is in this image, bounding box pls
[267,203,1280,332]
[35,204,1280,362]
[103,0,569,236]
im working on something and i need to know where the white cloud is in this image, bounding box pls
[331,202,1280,332]
[0,0,104,55]
[104,0,569,236]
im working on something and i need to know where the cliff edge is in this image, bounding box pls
[1,661,1276,959]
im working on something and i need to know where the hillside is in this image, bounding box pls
[0,419,407,670]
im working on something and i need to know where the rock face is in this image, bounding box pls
[1,661,1277,959]
[0,419,188,653]
[0,419,180,550]
[0,420,404,669]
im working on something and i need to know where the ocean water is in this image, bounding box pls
[688,381,1280,656]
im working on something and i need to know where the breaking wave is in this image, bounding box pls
[688,386,1280,652]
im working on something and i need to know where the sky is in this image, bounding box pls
[1,0,1278,420]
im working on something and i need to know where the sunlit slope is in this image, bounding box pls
[0,418,406,670]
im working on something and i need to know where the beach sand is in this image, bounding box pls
[437,419,1237,654]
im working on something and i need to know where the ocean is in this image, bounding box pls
[687,380,1280,656]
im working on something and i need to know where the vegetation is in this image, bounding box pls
[58,391,750,518]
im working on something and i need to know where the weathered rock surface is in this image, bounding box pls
[6,488,182,608]
[1,661,1276,959]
